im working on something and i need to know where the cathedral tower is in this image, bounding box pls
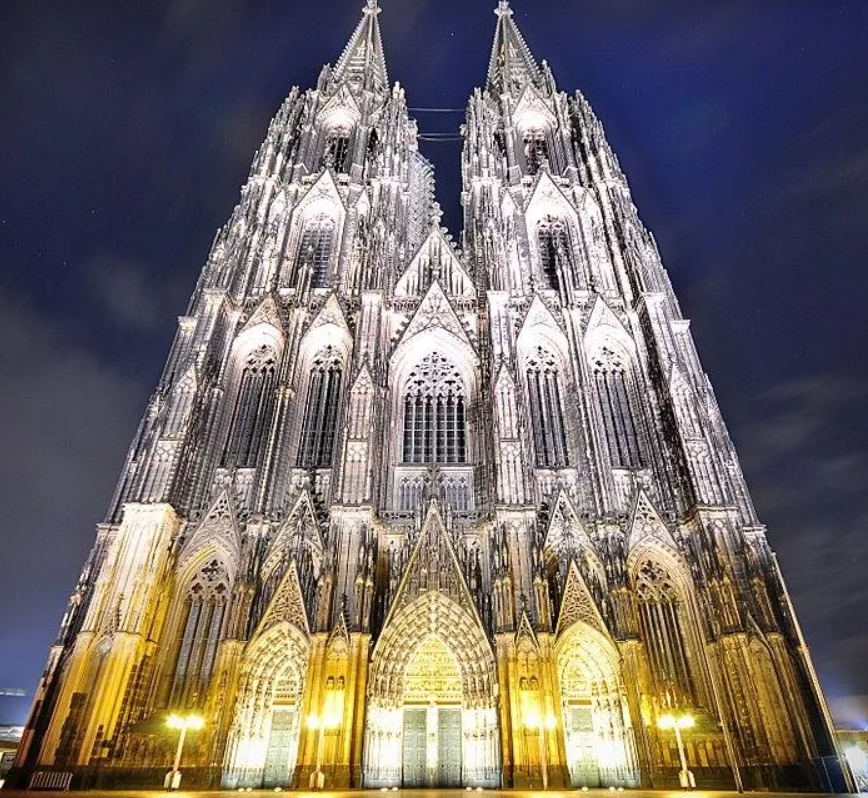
[14,1,851,792]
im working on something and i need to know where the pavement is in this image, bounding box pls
[0,791,861,798]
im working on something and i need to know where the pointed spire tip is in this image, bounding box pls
[495,1,513,18]
[364,0,381,15]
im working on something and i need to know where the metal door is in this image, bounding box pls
[565,704,600,787]
[402,708,427,787]
[263,707,299,787]
[437,707,462,787]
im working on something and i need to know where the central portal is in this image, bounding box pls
[401,635,463,787]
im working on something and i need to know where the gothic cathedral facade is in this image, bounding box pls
[15,2,851,792]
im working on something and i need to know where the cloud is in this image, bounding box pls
[0,287,149,699]
[85,252,189,335]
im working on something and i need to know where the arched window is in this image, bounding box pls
[524,130,548,175]
[299,347,343,468]
[591,346,643,468]
[322,128,351,173]
[402,353,467,464]
[634,558,695,707]
[526,347,569,468]
[537,216,570,289]
[170,559,230,707]
[223,344,278,468]
[294,215,335,288]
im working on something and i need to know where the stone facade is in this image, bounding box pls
[13,1,852,791]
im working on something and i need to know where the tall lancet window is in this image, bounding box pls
[294,215,335,288]
[634,558,697,707]
[223,344,278,468]
[322,129,351,173]
[537,216,570,289]
[170,559,230,708]
[526,347,569,468]
[524,130,549,175]
[299,347,344,468]
[402,353,467,464]
[591,346,643,468]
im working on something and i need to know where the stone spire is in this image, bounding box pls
[486,1,543,93]
[334,0,389,91]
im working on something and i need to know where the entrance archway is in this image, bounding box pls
[557,621,638,787]
[363,592,499,788]
[402,635,463,786]
[222,622,310,789]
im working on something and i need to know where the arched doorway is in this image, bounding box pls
[402,635,464,787]
[557,622,638,787]
[222,622,310,789]
[364,592,499,788]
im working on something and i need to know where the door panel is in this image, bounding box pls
[437,707,462,787]
[263,707,299,788]
[402,708,427,787]
[565,704,600,787]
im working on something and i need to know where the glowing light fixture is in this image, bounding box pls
[164,712,205,791]
[656,711,696,789]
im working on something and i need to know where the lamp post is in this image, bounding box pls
[308,713,340,790]
[165,712,204,791]
[657,712,695,790]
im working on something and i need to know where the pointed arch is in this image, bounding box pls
[523,344,569,468]
[400,351,467,465]
[167,556,232,708]
[286,174,346,290]
[222,620,311,789]
[584,312,644,469]
[535,215,571,289]
[298,346,344,468]
[555,620,637,787]
[221,324,283,469]
[294,302,352,470]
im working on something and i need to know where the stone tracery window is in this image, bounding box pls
[294,214,335,288]
[299,346,344,468]
[634,558,695,706]
[170,558,230,707]
[526,347,569,468]
[402,353,467,464]
[223,344,278,468]
[322,128,351,173]
[524,130,548,175]
[537,216,570,290]
[591,346,643,468]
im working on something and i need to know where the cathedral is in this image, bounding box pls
[13,1,853,792]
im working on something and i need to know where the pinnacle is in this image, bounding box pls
[334,0,389,90]
[486,1,543,93]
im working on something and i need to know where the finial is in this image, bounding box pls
[364,0,381,15]
[495,1,513,18]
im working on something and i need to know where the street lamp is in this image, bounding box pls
[308,712,340,790]
[165,712,205,791]
[657,712,696,790]
[525,712,557,790]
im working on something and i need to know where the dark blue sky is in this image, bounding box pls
[1,0,867,728]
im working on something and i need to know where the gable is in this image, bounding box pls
[556,560,610,640]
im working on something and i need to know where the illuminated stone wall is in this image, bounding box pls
[12,1,851,792]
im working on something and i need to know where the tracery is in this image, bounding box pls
[401,352,467,464]
[525,346,569,468]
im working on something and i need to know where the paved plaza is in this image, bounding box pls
[0,790,861,798]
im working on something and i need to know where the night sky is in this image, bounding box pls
[1,0,867,729]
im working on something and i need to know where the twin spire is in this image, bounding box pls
[332,1,543,94]
[333,0,389,90]
[488,1,544,92]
